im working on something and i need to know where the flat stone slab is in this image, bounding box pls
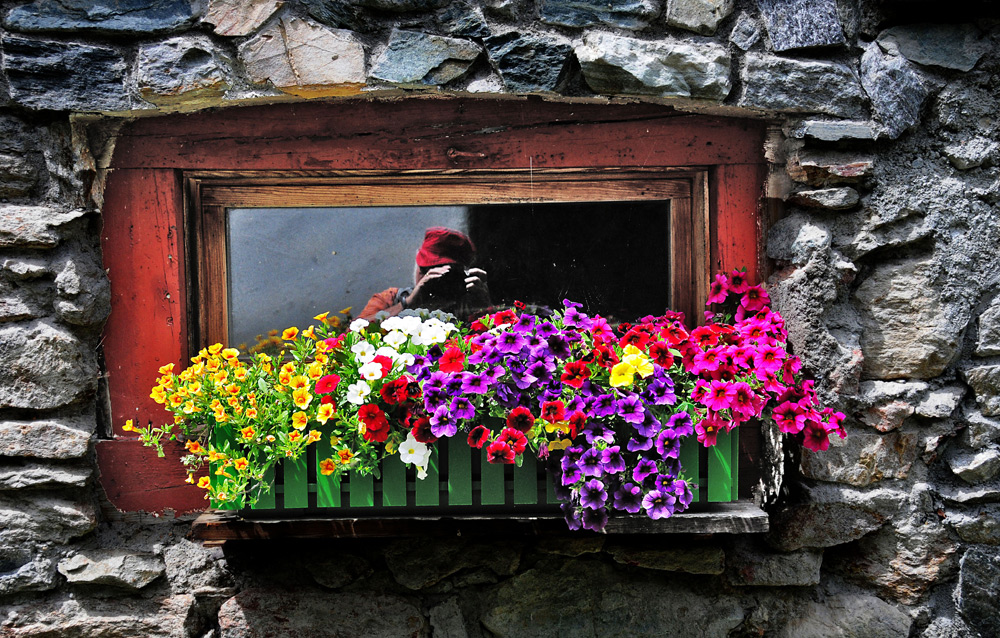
[861,42,927,139]
[538,0,660,30]
[877,23,989,72]
[204,0,284,36]
[756,0,845,51]
[485,32,573,93]
[371,29,481,87]
[739,53,866,118]
[4,0,195,35]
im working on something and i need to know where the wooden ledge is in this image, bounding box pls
[190,501,768,545]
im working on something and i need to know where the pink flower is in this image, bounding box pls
[704,380,737,412]
[730,382,759,419]
[740,285,770,313]
[696,412,726,446]
[753,344,784,376]
[315,374,340,394]
[802,421,831,452]
[772,401,806,434]
[707,273,729,304]
[693,349,721,373]
[727,269,750,294]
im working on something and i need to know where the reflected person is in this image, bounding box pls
[359,227,490,320]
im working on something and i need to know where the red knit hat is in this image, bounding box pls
[415,227,476,268]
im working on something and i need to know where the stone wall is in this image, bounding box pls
[0,0,998,636]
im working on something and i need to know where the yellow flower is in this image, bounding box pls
[339,307,352,315]
[337,449,354,464]
[281,362,296,374]
[282,327,299,341]
[233,367,248,381]
[291,411,309,430]
[292,388,312,409]
[232,457,249,471]
[307,430,322,443]
[169,394,184,407]
[150,386,167,404]
[185,440,204,454]
[204,358,220,372]
[543,421,570,435]
[610,361,636,387]
[278,370,292,386]
[268,329,279,337]
[314,352,329,365]
[328,316,341,328]
[208,343,224,355]
[185,474,195,484]
[306,362,323,380]
[227,396,239,407]
[158,363,175,375]
[197,476,211,489]
[314,311,330,322]
[289,431,302,442]
[183,400,197,414]
[265,434,276,443]
[207,450,226,462]
[245,407,258,419]
[622,346,654,378]
[122,419,135,432]
[302,325,317,340]
[221,348,240,361]
[316,403,334,424]
[240,426,255,440]
[319,458,337,475]
[212,370,228,386]
[549,439,572,451]
[289,375,309,390]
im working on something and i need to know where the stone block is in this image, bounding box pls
[2,37,129,112]
[977,302,1000,356]
[0,550,57,596]
[0,493,96,545]
[428,598,467,638]
[438,2,489,38]
[0,417,93,459]
[53,251,111,327]
[384,537,519,590]
[204,0,283,36]
[949,448,1000,484]
[739,53,866,118]
[728,12,760,50]
[535,536,604,557]
[800,429,918,487]
[950,507,1000,545]
[0,322,98,410]
[790,119,875,142]
[766,213,831,265]
[768,501,888,551]
[606,542,724,574]
[0,282,46,324]
[964,365,1000,416]
[787,150,874,185]
[357,0,447,10]
[538,0,661,30]
[957,547,1000,637]
[305,0,368,30]
[916,386,964,419]
[218,590,428,638]
[1,258,48,280]
[4,0,195,34]
[756,0,845,51]
[860,42,927,139]
[0,116,44,198]
[665,0,733,35]
[371,29,480,87]
[0,207,86,249]
[787,187,859,211]
[305,553,371,589]
[777,593,911,638]
[137,35,233,109]
[239,17,366,97]
[943,136,997,171]
[0,461,91,489]
[576,31,731,100]
[727,544,822,586]
[58,550,164,590]
[484,32,573,93]
[876,23,989,72]
[0,594,196,637]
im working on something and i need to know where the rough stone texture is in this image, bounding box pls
[665,0,733,36]
[916,386,964,418]
[728,12,760,50]
[239,17,366,97]
[0,550,57,596]
[0,493,96,545]
[877,23,989,72]
[0,116,45,199]
[482,559,745,638]
[949,448,1000,484]
[768,501,888,551]
[438,2,490,38]
[856,380,928,432]
[535,536,604,557]
[957,548,1000,637]
[950,507,1000,545]
[727,545,822,586]
[855,258,965,380]
[2,37,129,112]
[605,543,724,574]
[777,593,911,637]
[538,0,661,30]
[305,553,372,589]
[484,32,573,93]
[0,207,86,249]
[978,301,1000,356]
[0,594,196,638]
[0,322,98,409]
[576,32,731,100]
[384,537,519,590]
[756,0,845,51]
[53,249,112,327]
[800,429,918,487]
[0,417,93,458]
[58,550,164,590]
[860,42,928,139]
[163,539,235,596]
[136,35,233,109]
[3,0,195,34]
[787,150,874,185]
[943,135,997,171]
[428,597,467,638]
[791,119,876,142]
[0,461,91,489]
[739,53,866,118]
[965,365,1000,416]
[787,187,859,210]
[371,29,481,87]
[218,590,428,638]
[205,0,283,36]
[357,0,448,10]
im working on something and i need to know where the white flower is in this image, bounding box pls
[398,315,424,336]
[396,352,415,368]
[383,331,407,348]
[359,361,384,381]
[416,465,428,480]
[376,346,400,361]
[350,318,369,332]
[399,432,431,472]
[351,341,375,363]
[416,323,447,345]
[346,380,370,404]
[381,316,403,332]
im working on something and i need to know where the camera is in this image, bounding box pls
[424,264,468,300]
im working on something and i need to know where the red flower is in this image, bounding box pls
[359,404,390,442]
[486,440,515,464]
[315,374,341,394]
[592,345,619,369]
[560,360,591,388]
[410,416,438,444]
[439,347,465,373]
[498,427,527,455]
[540,400,566,422]
[567,410,587,439]
[372,354,394,378]
[647,341,674,368]
[467,425,491,449]
[506,406,535,433]
[619,327,650,350]
[492,309,517,326]
[660,322,689,345]
[379,378,406,404]
[691,326,719,348]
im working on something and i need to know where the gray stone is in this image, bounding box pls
[965,365,1000,416]
[665,0,733,36]
[787,187,859,211]
[728,11,760,50]
[756,0,845,51]
[855,258,964,380]
[535,536,604,557]
[0,417,93,459]
[305,553,371,589]
[384,537,519,590]
[58,550,164,590]
[53,251,111,327]
[0,594,196,637]
[0,282,46,323]
[0,551,57,595]
[916,386,964,419]
[0,116,44,199]
[484,32,573,93]
[2,258,48,280]
[371,29,481,87]
[438,2,490,38]
[576,32,731,100]
[768,502,888,551]
[942,485,1000,506]
[137,35,233,109]
[2,37,128,112]
[739,53,866,118]
[791,119,876,142]
[538,0,661,30]
[0,461,91,489]
[787,150,874,185]
[727,545,822,586]
[943,136,997,171]
[4,0,195,34]
[0,322,98,410]
[358,0,447,10]
[204,0,283,36]
[218,590,428,638]
[877,24,989,72]
[963,411,1000,449]
[163,539,235,596]
[239,17,366,97]
[800,429,918,487]
[957,547,1000,637]
[860,42,928,139]
[950,507,1000,545]
[0,494,96,545]
[428,597,467,638]
[949,448,1000,484]
[606,543,724,574]
[777,593,911,638]
[766,213,831,265]
[0,207,86,249]
[978,302,1000,356]
[305,0,368,31]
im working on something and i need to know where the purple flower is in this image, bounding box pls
[668,412,694,437]
[495,330,526,354]
[580,479,607,509]
[672,479,694,508]
[510,367,538,390]
[601,446,626,474]
[560,460,582,486]
[423,389,448,412]
[579,447,604,477]
[612,483,643,514]
[547,334,572,359]
[427,344,444,362]
[590,394,617,418]
[633,409,660,437]
[460,372,489,394]
[536,321,558,338]
[627,436,653,452]
[429,407,458,438]
[494,383,520,407]
[616,394,645,424]
[583,421,614,445]
[655,430,681,459]
[563,305,593,330]
[467,345,495,365]
[581,507,609,532]
[526,361,553,385]
[525,333,545,349]
[485,365,506,382]
[633,458,658,483]
[423,371,448,391]
[450,396,475,420]
[514,314,536,332]
[642,379,677,406]
[642,489,677,520]
[562,503,583,530]
[444,375,463,395]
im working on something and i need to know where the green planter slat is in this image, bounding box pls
[678,435,701,504]
[513,452,538,504]
[480,447,506,505]
[210,428,242,510]
[283,455,309,509]
[448,439,473,506]
[349,471,374,507]
[315,433,341,507]
[381,453,407,507]
[414,451,440,506]
[251,465,276,510]
[546,470,559,505]
[707,429,733,503]
[731,428,740,502]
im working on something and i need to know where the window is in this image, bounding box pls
[96,98,770,530]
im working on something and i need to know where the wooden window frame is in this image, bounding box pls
[96,98,771,530]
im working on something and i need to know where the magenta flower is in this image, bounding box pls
[642,489,676,520]
[772,401,806,434]
[704,380,737,412]
[707,273,729,304]
[580,479,608,509]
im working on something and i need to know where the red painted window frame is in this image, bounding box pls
[96,98,768,514]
